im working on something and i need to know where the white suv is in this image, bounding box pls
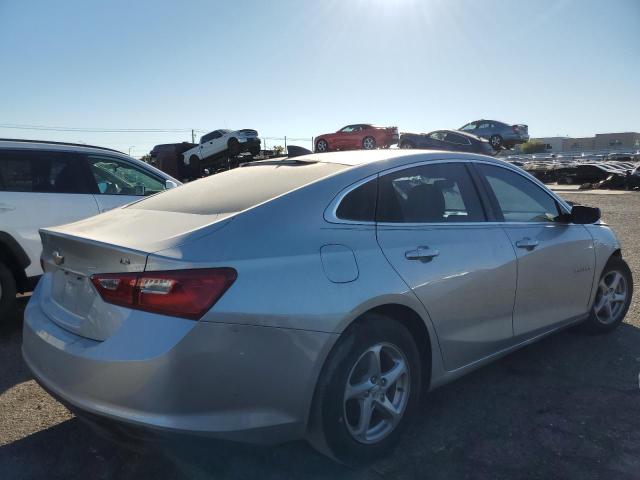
[0,139,180,318]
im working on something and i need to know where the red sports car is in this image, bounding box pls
[314,124,399,152]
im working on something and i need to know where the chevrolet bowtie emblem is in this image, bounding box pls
[52,251,64,266]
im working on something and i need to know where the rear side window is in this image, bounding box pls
[0,150,95,194]
[336,179,377,222]
[377,163,485,223]
[477,163,560,222]
[445,133,471,145]
[129,161,347,215]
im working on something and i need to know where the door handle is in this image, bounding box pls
[405,246,440,261]
[515,237,539,249]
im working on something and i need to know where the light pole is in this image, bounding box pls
[128,146,135,156]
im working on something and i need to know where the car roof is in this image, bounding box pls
[0,138,180,182]
[469,119,508,126]
[430,129,486,141]
[277,149,506,168]
[0,138,123,154]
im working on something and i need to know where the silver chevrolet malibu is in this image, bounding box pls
[23,150,633,463]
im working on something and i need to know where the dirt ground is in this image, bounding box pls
[1,191,639,480]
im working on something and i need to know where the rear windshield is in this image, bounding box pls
[129,162,347,215]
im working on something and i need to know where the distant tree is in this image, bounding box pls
[139,154,152,163]
[519,141,546,154]
[273,145,285,155]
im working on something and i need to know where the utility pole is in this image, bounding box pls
[284,136,287,153]
[191,129,195,143]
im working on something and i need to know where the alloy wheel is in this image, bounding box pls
[594,270,628,324]
[343,343,410,444]
[316,140,328,152]
[363,137,375,150]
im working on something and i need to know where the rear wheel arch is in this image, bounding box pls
[0,232,30,292]
[363,304,432,388]
[306,304,432,461]
[309,303,433,427]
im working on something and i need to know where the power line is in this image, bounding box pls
[0,123,200,133]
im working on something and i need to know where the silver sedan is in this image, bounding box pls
[23,150,633,464]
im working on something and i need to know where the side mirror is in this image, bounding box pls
[165,179,178,190]
[566,205,601,224]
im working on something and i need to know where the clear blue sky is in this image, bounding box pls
[0,0,638,156]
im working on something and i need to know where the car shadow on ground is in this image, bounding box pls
[2,320,639,479]
[0,297,31,395]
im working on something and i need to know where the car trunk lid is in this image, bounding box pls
[513,124,528,135]
[38,208,231,340]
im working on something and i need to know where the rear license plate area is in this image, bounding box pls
[51,269,95,317]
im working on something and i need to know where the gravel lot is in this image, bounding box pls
[1,191,639,480]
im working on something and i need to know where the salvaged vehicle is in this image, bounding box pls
[0,139,180,319]
[149,142,196,180]
[556,163,615,185]
[314,124,399,152]
[24,150,633,464]
[399,129,494,155]
[183,129,261,175]
[459,119,529,150]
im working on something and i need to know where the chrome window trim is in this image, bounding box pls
[324,156,572,226]
[324,174,378,226]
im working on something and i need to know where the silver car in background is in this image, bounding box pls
[459,119,529,150]
[23,150,633,464]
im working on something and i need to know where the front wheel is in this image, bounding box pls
[315,139,329,153]
[308,314,422,464]
[582,256,633,333]
[400,141,415,149]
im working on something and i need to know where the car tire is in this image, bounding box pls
[308,313,422,465]
[0,261,17,321]
[315,139,329,153]
[362,137,376,150]
[582,256,633,334]
[400,141,415,149]
[489,134,503,150]
[228,138,241,156]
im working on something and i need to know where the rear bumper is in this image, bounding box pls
[22,285,337,445]
[505,134,529,145]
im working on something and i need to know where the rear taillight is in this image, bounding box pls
[90,268,237,320]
